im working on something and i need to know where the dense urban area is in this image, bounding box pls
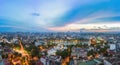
[0,32,120,65]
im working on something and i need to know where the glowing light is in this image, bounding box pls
[62,56,70,65]
[13,39,29,65]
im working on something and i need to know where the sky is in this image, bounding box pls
[0,0,120,32]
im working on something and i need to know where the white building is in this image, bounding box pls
[109,44,116,50]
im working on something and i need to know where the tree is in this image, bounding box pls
[56,49,70,59]
[87,49,94,56]
[56,50,62,56]
[99,48,107,53]
[0,42,5,47]
[24,45,41,57]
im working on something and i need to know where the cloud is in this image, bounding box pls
[48,23,120,32]
[48,0,111,27]
[93,16,120,22]
[0,25,49,32]
[0,25,31,30]
[30,12,40,16]
[0,0,120,32]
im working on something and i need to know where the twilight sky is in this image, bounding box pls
[0,0,120,32]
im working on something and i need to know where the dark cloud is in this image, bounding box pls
[31,12,40,16]
[93,16,120,22]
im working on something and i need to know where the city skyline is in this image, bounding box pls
[0,0,120,32]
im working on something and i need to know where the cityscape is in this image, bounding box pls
[0,32,120,65]
[0,0,120,65]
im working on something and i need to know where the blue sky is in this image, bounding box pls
[0,0,120,32]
